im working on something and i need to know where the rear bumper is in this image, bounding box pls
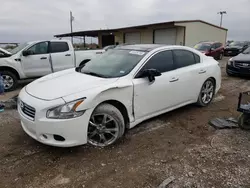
[224,50,240,56]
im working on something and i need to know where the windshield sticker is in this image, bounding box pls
[129,51,145,56]
[120,70,125,74]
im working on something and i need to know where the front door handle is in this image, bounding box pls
[169,78,179,82]
[199,70,206,74]
[65,54,71,56]
[40,57,47,60]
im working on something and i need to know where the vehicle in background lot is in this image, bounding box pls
[226,47,250,76]
[0,40,105,91]
[194,41,224,60]
[18,44,221,147]
[0,47,12,58]
[224,41,249,56]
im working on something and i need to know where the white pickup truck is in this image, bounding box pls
[0,40,104,91]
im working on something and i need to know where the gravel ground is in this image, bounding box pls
[1,57,250,188]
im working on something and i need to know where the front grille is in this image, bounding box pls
[234,61,250,68]
[20,101,36,120]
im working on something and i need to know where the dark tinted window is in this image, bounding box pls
[215,43,222,49]
[194,54,200,63]
[28,42,48,55]
[140,50,174,73]
[50,42,69,53]
[173,50,196,68]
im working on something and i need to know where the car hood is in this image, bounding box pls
[232,53,250,61]
[26,69,118,101]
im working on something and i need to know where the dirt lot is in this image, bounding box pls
[1,58,250,188]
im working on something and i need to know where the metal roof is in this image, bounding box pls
[54,19,228,38]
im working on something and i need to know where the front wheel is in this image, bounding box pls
[87,103,125,147]
[0,71,18,92]
[196,78,215,107]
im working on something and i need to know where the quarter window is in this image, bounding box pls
[50,42,69,53]
[140,50,174,73]
[28,42,49,55]
[173,50,197,68]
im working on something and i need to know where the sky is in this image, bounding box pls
[0,0,249,43]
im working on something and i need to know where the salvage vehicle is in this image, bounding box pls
[224,41,249,56]
[0,40,104,91]
[18,44,221,147]
[226,47,250,76]
[194,41,224,60]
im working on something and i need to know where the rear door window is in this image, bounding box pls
[50,42,69,53]
[173,50,197,69]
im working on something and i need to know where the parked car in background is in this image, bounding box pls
[194,41,224,60]
[226,47,250,76]
[0,47,11,58]
[224,41,249,56]
[18,44,221,147]
[0,40,105,91]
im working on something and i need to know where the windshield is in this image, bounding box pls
[81,49,147,78]
[194,43,211,51]
[243,47,250,54]
[9,43,29,54]
[229,41,245,47]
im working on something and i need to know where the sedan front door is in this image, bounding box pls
[132,50,180,119]
[21,41,52,77]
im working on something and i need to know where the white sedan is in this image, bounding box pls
[18,44,221,147]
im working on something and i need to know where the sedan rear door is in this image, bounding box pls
[171,49,208,104]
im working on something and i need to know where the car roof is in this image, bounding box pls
[116,44,166,51]
[198,41,220,45]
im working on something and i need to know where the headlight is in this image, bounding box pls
[227,58,234,66]
[47,98,86,119]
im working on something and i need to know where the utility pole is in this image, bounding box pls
[70,11,74,44]
[217,11,227,27]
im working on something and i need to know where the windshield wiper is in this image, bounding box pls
[82,71,108,78]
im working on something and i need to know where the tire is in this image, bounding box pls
[0,70,18,92]
[87,103,125,147]
[238,113,250,130]
[196,78,215,107]
[218,53,223,60]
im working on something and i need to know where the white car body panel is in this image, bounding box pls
[18,45,221,147]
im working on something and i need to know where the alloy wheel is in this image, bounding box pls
[2,75,14,90]
[201,80,214,104]
[88,113,120,147]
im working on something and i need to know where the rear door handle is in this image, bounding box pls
[169,78,179,82]
[65,54,71,56]
[40,57,47,60]
[199,70,206,74]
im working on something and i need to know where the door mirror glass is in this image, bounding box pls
[22,50,33,56]
[140,69,161,82]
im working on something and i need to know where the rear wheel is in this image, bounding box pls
[0,71,18,92]
[196,78,215,107]
[87,103,125,147]
[238,113,250,130]
[218,53,223,60]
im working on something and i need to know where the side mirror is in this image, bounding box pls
[22,50,33,56]
[140,69,161,82]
